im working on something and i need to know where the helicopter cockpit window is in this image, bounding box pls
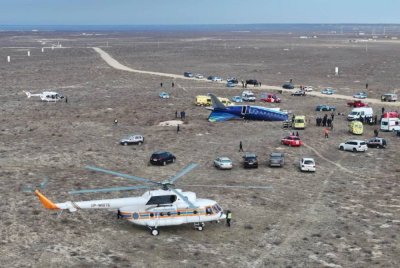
[146,195,177,205]
[206,207,212,215]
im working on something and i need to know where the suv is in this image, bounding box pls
[339,140,368,152]
[246,79,259,86]
[243,153,258,168]
[269,153,284,167]
[150,151,176,166]
[366,137,387,149]
[120,135,144,146]
[242,90,256,102]
[282,83,294,89]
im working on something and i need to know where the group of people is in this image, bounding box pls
[316,113,334,129]
[175,110,186,120]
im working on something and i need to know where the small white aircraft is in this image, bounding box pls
[35,164,271,235]
[24,90,64,102]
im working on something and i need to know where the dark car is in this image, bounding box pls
[282,83,295,89]
[184,72,193,78]
[269,152,285,167]
[243,153,258,168]
[150,151,176,166]
[227,78,238,84]
[366,137,387,149]
[246,79,259,85]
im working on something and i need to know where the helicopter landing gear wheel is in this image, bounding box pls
[150,228,159,236]
[194,222,205,231]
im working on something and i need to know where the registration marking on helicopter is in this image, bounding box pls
[91,203,111,208]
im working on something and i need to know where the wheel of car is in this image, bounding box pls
[172,158,175,163]
[281,141,284,145]
[138,141,142,145]
[163,161,166,166]
[124,142,128,146]
[339,146,344,151]
[352,148,357,152]
[288,143,292,147]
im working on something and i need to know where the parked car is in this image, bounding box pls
[282,83,294,89]
[243,153,258,168]
[150,151,176,166]
[366,137,387,149]
[291,90,306,96]
[246,79,259,86]
[321,88,335,95]
[269,152,285,167]
[231,96,243,103]
[226,82,236,87]
[299,158,316,172]
[195,74,204,79]
[159,92,170,99]
[242,90,256,102]
[214,157,233,169]
[303,86,313,92]
[120,135,144,146]
[316,105,336,111]
[353,92,368,99]
[260,94,281,103]
[381,93,397,102]
[281,135,303,147]
[208,76,222,82]
[227,78,238,84]
[184,72,193,78]
[338,140,368,152]
[347,100,368,107]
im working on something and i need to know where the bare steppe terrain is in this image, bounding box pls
[0,31,399,267]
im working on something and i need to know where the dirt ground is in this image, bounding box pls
[0,30,399,268]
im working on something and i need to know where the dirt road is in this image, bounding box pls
[93,47,400,107]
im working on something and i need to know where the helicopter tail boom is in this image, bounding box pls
[35,190,60,210]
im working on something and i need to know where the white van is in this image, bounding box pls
[380,117,400,131]
[347,107,373,121]
[381,93,397,102]
[242,90,256,102]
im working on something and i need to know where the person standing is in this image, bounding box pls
[114,119,118,126]
[239,141,243,152]
[117,209,122,219]
[226,210,232,227]
[65,96,68,103]
[175,110,178,118]
[324,128,329,138]
[382,107,385,114]
[172,82,175,87]
[296,131,299,137]
[366,83,368,89]
[331,112,334,121]
[374,128,379,137]
[177,124,180,133]
[160,82,163,87]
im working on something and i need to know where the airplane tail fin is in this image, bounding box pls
[208,93,226,110]
[35,190,60,210]
[24,91,31,98]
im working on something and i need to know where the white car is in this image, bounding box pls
[212,77,223,82]
[339,140,368,152]
[120,135,144,146]
[303,86,313,92]
[195,74,204,79]
[214,157,233,170]
[300,158,316,172]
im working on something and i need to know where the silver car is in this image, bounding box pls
[269,152,285,167]
[214,157,233,170]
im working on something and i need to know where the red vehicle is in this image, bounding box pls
[347,100,368,107]
[383,111,399,118]
[261,94,281,103]
[281,135,303,147]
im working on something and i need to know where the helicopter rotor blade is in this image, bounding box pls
[167,163,198,184]
[85,166,159,185]
[170,188,197,209]
[69,185,151,195]
[182,184,273,190]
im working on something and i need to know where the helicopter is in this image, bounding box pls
[35,164,272,235]
[24,90,65,102]
[35,163,271,236]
